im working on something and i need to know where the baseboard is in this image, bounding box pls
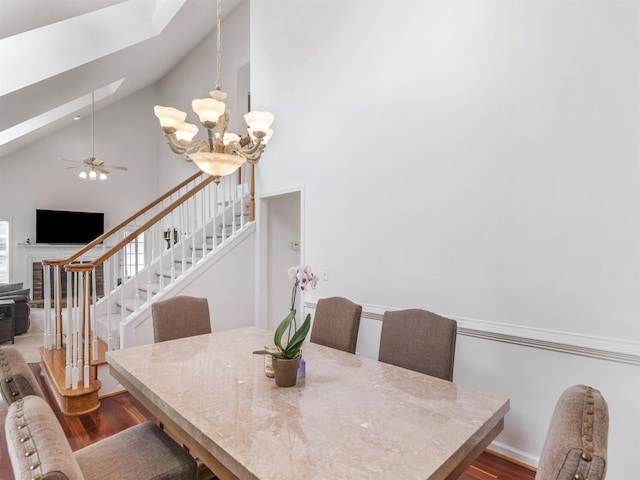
[488,441,539,470]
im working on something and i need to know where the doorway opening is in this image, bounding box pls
[258,189,303,331]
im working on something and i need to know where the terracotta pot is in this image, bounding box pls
[272,356,300,387]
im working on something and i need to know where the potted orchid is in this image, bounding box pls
[254,265,318,386]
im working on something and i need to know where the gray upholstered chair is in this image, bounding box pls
[535,385,609,480]
[151,295,211,343]
[0,346,45,405]
[310,296,362,354]
[0,283,31,335]
[378,309,457,381]
[5,395,197,480]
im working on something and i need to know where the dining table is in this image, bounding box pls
[106,326,509,480]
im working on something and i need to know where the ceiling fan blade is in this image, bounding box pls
[102,164,128,171]
[95,166,110,174]
[60,158,83,164]
[65,165,83,169]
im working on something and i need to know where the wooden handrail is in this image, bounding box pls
[40,165,252,397]
[66,174,218,271]
[42,171,207,267]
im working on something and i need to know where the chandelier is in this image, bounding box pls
[154,0,274,183]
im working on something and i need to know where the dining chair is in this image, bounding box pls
[0,346,45,405]
[151,295,215,479]
[310,296,362,354]
[151,295,211,343]
[378,308,457,381]
[535,385,609,480]
[5,395,197,480]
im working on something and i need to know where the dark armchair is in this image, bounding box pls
[0,283,32,335]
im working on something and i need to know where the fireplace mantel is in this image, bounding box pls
[15,243,105,304]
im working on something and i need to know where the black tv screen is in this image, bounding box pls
[36,209,104,244]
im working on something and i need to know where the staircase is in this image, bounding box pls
[39,166,255,415]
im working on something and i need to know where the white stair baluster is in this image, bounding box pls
[105,257,113,351]
[91,267,98,360]
[64,267,72,388]
[84,272,90,389]
[180,202,186,275]
[71,271,79,390]
[169,211,176,282]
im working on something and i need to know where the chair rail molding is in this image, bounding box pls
[303,296,640,366]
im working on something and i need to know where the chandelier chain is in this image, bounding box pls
[216,0,222,91]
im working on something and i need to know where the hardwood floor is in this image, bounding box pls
[1,363,536,480]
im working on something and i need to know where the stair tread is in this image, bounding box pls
[117,298,138,310]
[137,282,161,293]
[39,346,102,396]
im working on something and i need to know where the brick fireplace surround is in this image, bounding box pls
[17,244,105,308]
[31,263,104,307]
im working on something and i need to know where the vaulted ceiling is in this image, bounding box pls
[0,0,241,159]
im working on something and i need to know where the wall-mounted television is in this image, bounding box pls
[36,209,104,244]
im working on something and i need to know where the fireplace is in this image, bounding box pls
[31,262,104,307]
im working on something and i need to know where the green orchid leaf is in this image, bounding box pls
[282,314,311,355]
[252,350,272,355]
[274,309,296,352]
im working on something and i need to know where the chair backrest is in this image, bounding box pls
[535,385,609,480]
[151,295,211,343]
[310,297,362,354]
[0,346,45,405]
[5,395,86,479]
[6,395,197,480]
[378,309,457,381]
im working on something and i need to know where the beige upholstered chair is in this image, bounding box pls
[310,297,362,354]
[378,309,457,381]
[535,385,609,480]
[151,295,211,343]
[0,346,45,405]
[5,395,197,480]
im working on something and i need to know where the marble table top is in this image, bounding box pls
[106,327,509,480]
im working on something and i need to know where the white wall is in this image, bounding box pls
[0,85,161,286]
[181,231,256,333]
[251,1,640,477]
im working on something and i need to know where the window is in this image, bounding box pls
[0,220,9,283]
[123,230,145,278]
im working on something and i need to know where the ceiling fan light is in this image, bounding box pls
[154,106,187,130]
[192,98,225,125]
[89,169,97,180]
[99,173,108,180]
[244,111,274,136]
[79,170,87,179]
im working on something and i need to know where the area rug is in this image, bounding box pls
[10,307,44,363]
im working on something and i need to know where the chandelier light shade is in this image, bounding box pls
[154,0,274,183]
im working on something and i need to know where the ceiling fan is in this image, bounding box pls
[62,91,128,180]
